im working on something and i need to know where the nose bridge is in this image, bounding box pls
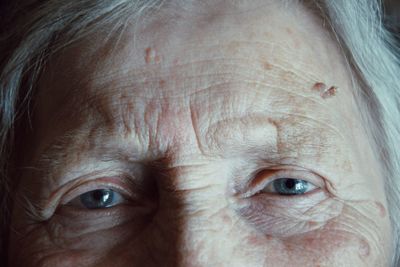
[156,162,224,201]
[144,99,242,266]
[153,161,235,263]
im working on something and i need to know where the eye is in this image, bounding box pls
[67,189,126,209]
[262,178,317,195]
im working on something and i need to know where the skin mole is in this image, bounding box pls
[322,86,338,99]
[312,82,338,99]
[312,82,327,92]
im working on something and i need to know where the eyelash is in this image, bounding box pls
[66,188,128,209]
[59,178,133,207]
[58,167,323,212]
[241,168,324,198]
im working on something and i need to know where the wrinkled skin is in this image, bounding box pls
[8,1,392,266]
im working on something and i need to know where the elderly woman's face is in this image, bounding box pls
[8,1,392,266]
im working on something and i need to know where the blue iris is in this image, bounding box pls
[272,178,309,195]
[80,189,116,209]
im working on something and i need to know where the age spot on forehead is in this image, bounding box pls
[312,82,338,99]
[145,47,161,64]
[159,79,166,87]
[263,61,273,70]
[374,201,387,218]
[285,27,293,35]
[358,237,371,258]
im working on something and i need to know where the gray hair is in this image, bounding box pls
[0,0,399,266]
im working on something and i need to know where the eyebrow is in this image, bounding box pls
[34,110,333,183]
[201,115,279,156]
[36,114,280,164]
[35,128,138,169]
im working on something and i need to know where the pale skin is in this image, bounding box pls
[8,1,392,266]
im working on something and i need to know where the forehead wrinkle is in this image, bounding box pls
[84,39,324,91]
[202,115,279,158]
[47,63,348,160]
[80,81,348,149]
[58,47,336,118]
[86,65,320,106]
[273,109,347,141]
[47,86,148,153]
[204,111,341,160]
[33,125,146,179]
[68,73,347,154]
[48,67,334,138]
[148,39,323,76]
[83,61,336,118]
[35,25,353,169]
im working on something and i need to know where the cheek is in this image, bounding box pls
[276,205,388,266]
[235,191,344,238]
[9,202,388,267]
[9,221,171,267]
[281,230,370,266]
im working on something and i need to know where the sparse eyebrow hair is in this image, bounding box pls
[31,103,335,185]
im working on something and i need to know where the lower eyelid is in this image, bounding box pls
[255,187,324,203]
[234,190,343,237]
[233,185,329,218]
[53,203,153,236]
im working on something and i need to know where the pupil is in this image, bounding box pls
[284,179,295,189]
[90,190,112,206]
[92,190,105,201]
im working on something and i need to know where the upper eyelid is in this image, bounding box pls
[59,178,133,205]
[43,167,145,204]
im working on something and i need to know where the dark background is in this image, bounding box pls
[0,0,13,34]
[385,0,400,42]
[0,0,10,20]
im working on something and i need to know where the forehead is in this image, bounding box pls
[34,0,363,162]
[73,1,347,83]
[37,0,355,122]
